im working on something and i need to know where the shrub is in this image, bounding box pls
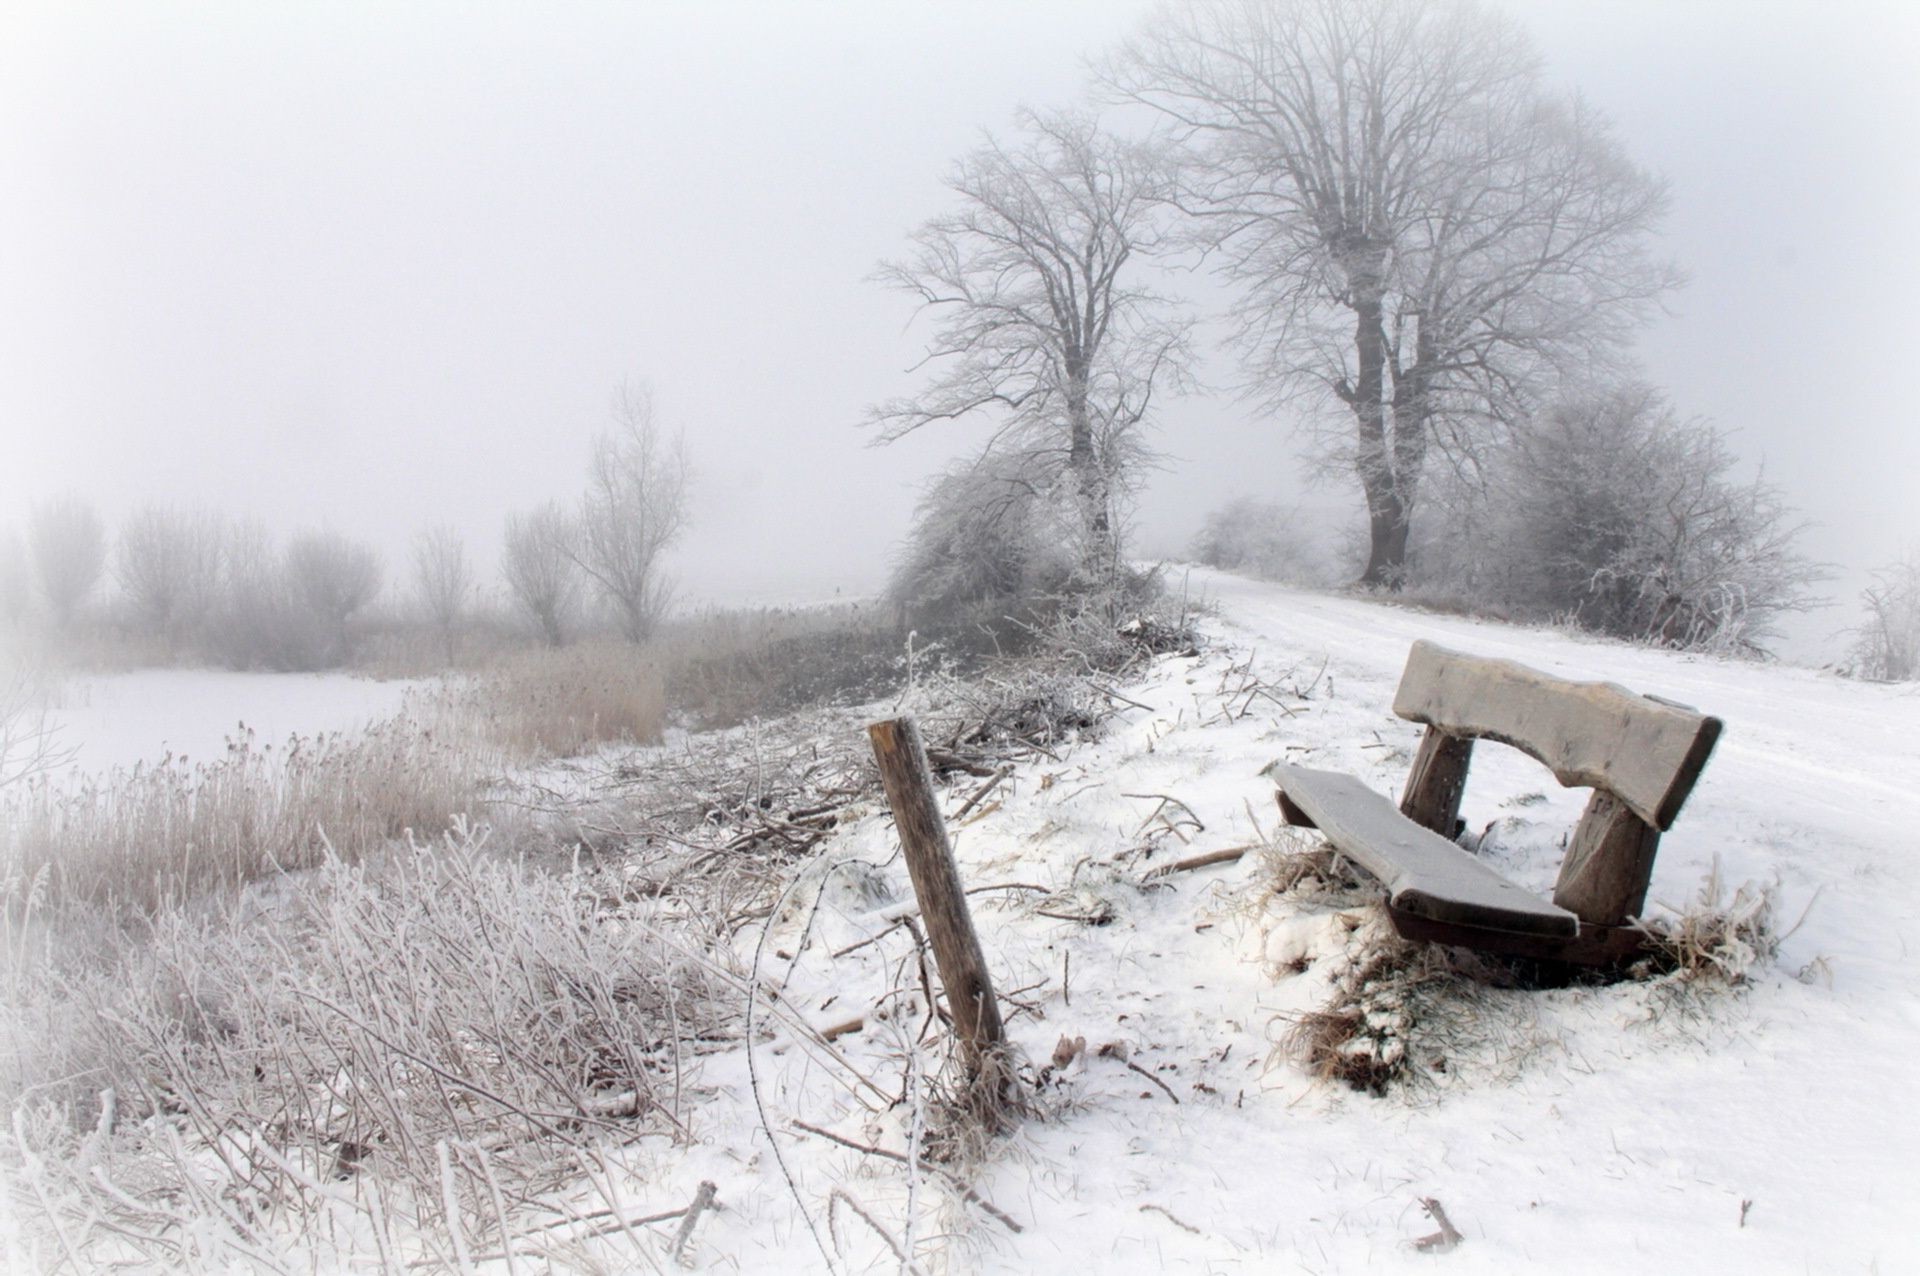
[1422,384,1821,652]
[1849,549,1920,680]
[449,639,667,757]
[0,710,493,917]
[1190,496,1328,584]
[888,451,1079,623]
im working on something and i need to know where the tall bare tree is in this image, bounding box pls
[411,524,472,665]
[1103,0,1677,584]
[27,497,105,629]
[869,108,1192,585]
[285,531,383,664]
[573,385,690,643]
[502,503,580,648]
[115,506,224,643]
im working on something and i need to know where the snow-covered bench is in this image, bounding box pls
[1267,640,1723,965]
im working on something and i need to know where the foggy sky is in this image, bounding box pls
[2,1,1915,651]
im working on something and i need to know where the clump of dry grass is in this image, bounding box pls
[2,823,727,1270]
[1633,863,1783,991]
[450,639,668,759]
[0,714,495,917]
[1274,907,1507,1096]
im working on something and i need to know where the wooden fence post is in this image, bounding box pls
[867,716,1010,1108]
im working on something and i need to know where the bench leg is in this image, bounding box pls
[1553,791,1661,927]
[1400,727,1473,837]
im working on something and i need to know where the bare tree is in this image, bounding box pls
[502,503,581,648]
[412,524,472,664]
[573,385,691,643]
[284,531,383,664]
[28,497,105,628]
[868,108,1192,586]
[1851,549,1920,681]
[1103,0,1677,585]
[115,506,224,643]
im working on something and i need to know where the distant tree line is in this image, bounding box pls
[0,383,690,671]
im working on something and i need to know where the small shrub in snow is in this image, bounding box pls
[1847,548,1920,681]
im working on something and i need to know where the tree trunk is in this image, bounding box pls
[1346,246,1403,589]
[1067,373,1116,587]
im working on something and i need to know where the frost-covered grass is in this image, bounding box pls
[0,715,494,916]
[2,825,730,1274]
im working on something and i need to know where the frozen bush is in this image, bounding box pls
[1190,496,1328,584]
[1423,384,1821,652]
[27,497,105,630]
[889,450,1079,622]
[1849,549,1920,680]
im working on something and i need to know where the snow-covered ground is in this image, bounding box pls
[621,567,1919,1274]
[33,669,416,778]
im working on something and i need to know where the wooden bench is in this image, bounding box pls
[1267,640,1723,965]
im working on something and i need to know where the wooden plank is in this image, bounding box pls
[1552,790,1663,926]
[1399,726,1473,835]
[1391,640,1722,830]
[1386,906,1648,967]
[867,716,1010,1106]
[1270,763,1577,939]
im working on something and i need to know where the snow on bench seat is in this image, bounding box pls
[1268,761,1579,939]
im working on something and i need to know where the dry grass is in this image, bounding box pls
[1277,912,1497,1095]
[0,714,496,918]
[2,824,727,1271]
[450,639,667,759]
[1634,862,1783,990]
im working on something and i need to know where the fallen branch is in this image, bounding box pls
[1140,844,1257,882]
[670,1180,719,1266]
[1413,1197,1464,1253]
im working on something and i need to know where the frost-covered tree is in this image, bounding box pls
[115,506,224,640]
[573,385,690,643]
[869,109,1192,586]
[1103,0,1677,586]
[502,503,580,648]
[1190,496,1328,585]
[412,524,472,664]
[1851,549,1920,681]
[284,531,382,664]
[1444,384,1819,651]
[28,497,105,629]
[889,448,1079,617]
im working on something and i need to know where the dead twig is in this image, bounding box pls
[1138,1203,1201,1235]
[669,1180,718,1266]
[1139,844,1257,882]
[1413,1197,1463,1253]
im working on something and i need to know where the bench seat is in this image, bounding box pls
[1268,761,1579,939]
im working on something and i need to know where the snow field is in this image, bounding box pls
[624,569,1917,1273]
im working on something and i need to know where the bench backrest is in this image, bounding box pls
[1391,640,1722,831]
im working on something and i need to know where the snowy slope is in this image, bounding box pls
[576,569,1920,1273]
